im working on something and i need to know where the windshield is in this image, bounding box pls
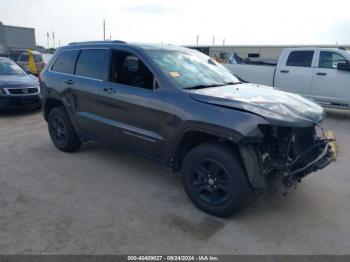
[148,49,240,89]
[0,59,26,75]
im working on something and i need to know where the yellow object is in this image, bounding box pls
[324,130,337,161]
[27,50,37,74]
[169,72,180,78]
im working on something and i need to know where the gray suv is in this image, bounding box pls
[39,41,334,217]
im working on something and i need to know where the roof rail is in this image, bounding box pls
[68,40,126,45]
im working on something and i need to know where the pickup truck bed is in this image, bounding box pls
[225,63,276,86]
[224,47,350,109]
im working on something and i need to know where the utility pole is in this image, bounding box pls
[223,38,225,46]
[212,36,215,47]
[46,32,50,49]
[103,19,106,41]
[52,31,55,48]
[196,35,199,46]
[59,40,61,47]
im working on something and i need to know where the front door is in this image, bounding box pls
[310,50,350,106]
[67,48,114,140]
[96,49,170,160]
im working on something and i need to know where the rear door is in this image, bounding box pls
[68,48,114,139]
[274,50,316,96]
[310,50,350,106]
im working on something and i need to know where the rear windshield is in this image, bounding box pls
[18,53,43,63]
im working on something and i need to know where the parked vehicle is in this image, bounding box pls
[7,49,28,62]
[224,48,350,109]
[228,52,277,65]
[0,57,41,110]
[40,41,335,217]
[17,50,46,74]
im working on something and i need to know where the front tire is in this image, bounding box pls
[48,106,81,152]
[182,143,253,217]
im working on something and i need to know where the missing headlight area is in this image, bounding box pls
[240,125,335,192]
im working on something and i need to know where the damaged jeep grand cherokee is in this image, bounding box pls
[40,41,335,217]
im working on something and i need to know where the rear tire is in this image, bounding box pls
[48,106,81,152]
[182,143,253,217]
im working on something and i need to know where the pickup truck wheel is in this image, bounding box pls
[48,107,81,152]
[182,143,253,217]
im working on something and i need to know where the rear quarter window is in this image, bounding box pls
[51,50,80,74]
[286,51,314,67]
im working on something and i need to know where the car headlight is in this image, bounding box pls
[0,88,6,95]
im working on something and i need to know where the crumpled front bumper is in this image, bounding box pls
[282,131,336,188]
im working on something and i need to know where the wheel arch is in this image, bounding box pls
[43,97,64,121]
[171,128,267,190]
[170,127,242,172]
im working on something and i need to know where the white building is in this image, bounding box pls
[0,22,36,55]
[186,44,350,63]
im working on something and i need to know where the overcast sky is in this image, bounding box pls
[0,0,349,48]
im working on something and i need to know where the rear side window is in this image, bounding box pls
[51,50,79,74]
[75,49,108,80]
[286,51,314,67]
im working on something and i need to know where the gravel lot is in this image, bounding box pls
[0,108,350,254]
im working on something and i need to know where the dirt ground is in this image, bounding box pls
[0,108,349,254]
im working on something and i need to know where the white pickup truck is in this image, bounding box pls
[224,48,350,109]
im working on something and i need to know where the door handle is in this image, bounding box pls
[280,70,289,73]
[64,80,74,85]
[103,87,116,94]
[316,72,327,76]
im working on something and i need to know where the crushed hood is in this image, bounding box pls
[189,83,325,127]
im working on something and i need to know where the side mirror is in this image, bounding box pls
[337,61,350,71]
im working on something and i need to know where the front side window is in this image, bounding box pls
[51,50,79,75]
[110,50,154,90]
[148,49,240,89]
[75,49,108,80]
[0,58,26,75]
[319,51,347,69]
[286,51,314,67]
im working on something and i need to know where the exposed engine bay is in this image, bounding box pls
[239,125,336,191]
